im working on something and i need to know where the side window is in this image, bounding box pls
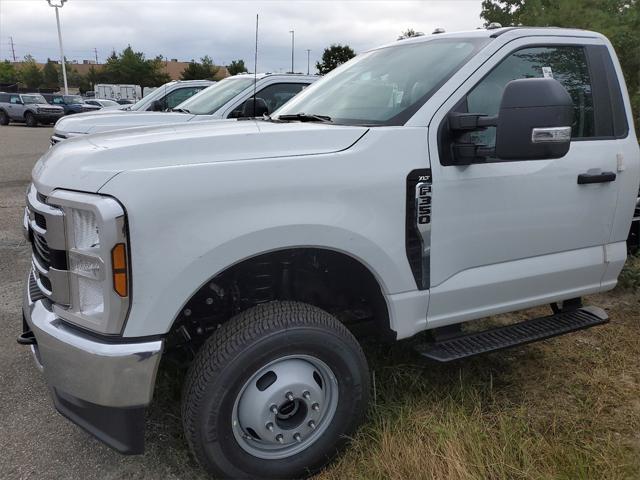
[52,96,64,105]
[164,86,205,110]
[466,46,594,147]
[10,95,21,104]
[231,83,307,117]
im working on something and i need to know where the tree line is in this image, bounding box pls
[0,46,248,93]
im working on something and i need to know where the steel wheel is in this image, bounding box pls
[232,354,339,459]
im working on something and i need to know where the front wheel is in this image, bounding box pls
[24,112,37,127]
[182,301,370,479]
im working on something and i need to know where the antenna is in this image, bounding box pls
[253,14,259,116]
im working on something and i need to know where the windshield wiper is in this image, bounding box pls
[172,107,191,113]
[277,113,332,123]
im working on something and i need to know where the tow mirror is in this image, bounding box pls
[239,98,269,118]
[150,100,164,111]
[448,78,573,163]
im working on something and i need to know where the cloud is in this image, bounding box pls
[0,0,483,73]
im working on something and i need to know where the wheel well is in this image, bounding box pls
[166,248,393,358]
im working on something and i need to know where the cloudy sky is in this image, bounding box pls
[0,0,484,73]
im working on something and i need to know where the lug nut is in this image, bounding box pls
[302,391,310,400]
[276,434,284,443]
[294,433,301,443]
[270,404,278,414]
[286,391,294,401]
[311,402,320,411]
[308,420,316,430]
[266,422,274,432]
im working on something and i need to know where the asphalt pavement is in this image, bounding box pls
[0,125,208,480]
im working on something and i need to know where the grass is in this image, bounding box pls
[150,256,640,479]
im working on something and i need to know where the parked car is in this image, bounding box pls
[0,93,64,126]
[113,79,214,112]
[50,74,316,143]
[84,98,121,109]
[116,99,135,105]
[42,93,101,115]
[20,27,639,479]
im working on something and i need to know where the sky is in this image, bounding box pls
[0,0,484,73]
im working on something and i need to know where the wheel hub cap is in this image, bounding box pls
[232,355,339,459]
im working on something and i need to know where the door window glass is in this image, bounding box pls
[10,95,21,104]
[164,86,206,110]
[467,46,594,147]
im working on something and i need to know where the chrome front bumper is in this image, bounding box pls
[23,270,163,408]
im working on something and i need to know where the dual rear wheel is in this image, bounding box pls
[181,301,370,479]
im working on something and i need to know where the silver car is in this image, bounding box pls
[0,93,64,127]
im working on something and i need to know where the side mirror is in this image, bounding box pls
[150,100,164,112]
[495,78,573,160]
[449,78,573,163]
[239,97,269,118]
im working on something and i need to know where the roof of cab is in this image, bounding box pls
[374,26,604,51]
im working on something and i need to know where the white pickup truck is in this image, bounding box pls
[50,73,317,144]
[20,27,639,479]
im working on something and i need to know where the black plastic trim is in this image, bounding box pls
[52,388,146,455]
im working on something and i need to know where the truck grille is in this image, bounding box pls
[39,107,62,114]
[24,184,69,305]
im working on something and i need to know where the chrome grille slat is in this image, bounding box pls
[25,184,69,305]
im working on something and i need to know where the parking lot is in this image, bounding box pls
[0,125,208,480]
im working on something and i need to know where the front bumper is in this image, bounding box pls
[22,270,163,453]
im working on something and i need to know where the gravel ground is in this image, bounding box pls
[0,125,206,480]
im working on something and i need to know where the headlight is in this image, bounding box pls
[47,190,130,335]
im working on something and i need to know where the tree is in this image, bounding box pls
[481,0,640,134]
[181,55,220,80]
[18,55,43,90]
[315,44,356,75]
[398,28,425,40]
[227,59,248,76]
[101,46,170,87]
[42,59,59,89]
[0,60,18,84]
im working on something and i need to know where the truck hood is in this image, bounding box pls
[32,120,368,195]
[55,111,195,134]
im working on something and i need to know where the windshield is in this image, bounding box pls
[64,95,84,104]
[128,83,172,111]
[21,95,46,104]
[176,77,254,115]
[276,38,489,125]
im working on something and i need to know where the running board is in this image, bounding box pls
[415,306,608,363]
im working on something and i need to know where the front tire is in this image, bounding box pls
[24,112,37,127]
[182,301,369,479]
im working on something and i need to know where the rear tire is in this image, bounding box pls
[24,112,37,127]
[182,301,370,479]
[0,110,9,125]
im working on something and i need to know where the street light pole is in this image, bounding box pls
[306,49,311,75]
[289,30,294,73]
[47,0,68,95]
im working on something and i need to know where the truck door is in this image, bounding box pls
[426,38,623,327]
[9,95,22,119]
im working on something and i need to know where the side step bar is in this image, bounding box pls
[416,306,608,363]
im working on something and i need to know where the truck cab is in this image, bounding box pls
[20,27,639,479]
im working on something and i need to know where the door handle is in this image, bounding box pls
[577,171,617,184]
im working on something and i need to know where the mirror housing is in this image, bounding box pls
[495,78,573,160]
[239,97,269,118]
[449,78,573,163]
[150,100,164,112]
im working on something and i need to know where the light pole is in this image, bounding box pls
[289,30,294,73]
[306,49,311,75]
[46,0,68,95]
